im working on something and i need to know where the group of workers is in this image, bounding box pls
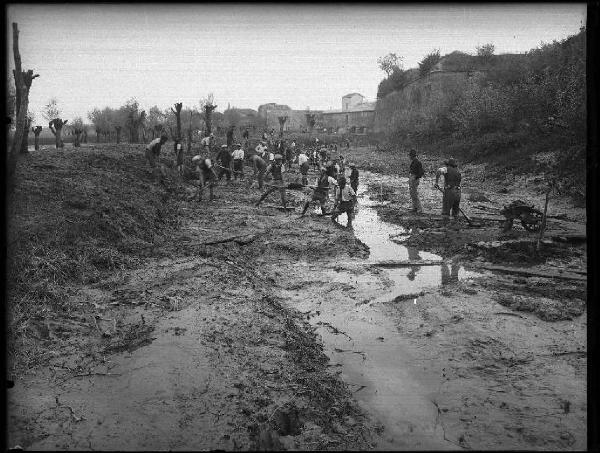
[146,130,463,225]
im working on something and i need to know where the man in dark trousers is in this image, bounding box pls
[408,148,425,214]
[216,144,232,182]
[300,167,338,217]
[331,176,356,228]
[192,155,218,201]
[435,157,462,220]
[349,162,359,194]
[247,153,268,189]
[255,154,288,211]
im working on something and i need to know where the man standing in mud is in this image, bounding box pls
[409,148,425,214]
[232,143,245,180]
[298,149,309,186]
[435,158,462,220]
[216,144,232,183]
[349,162,359,198]
[255,154,288,211]
[331,176,356,228]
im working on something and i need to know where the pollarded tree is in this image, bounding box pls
[171,102,183,140]
[200,93,217,135]
[43,98,67,148]
[305,113,316,133]
[32,125,42,150]
[278,116,288,137]
[71,117,85,147]
[11,23,40,160]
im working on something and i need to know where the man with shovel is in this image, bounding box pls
[255,154,289,212]
[435,157,462,220]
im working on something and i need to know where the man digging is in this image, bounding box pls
[255,154,289,212]
[192,155,218,201]
[299,166,338,218]
[435,157,462,221]
[145,133,168,181]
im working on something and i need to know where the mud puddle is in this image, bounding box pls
[301,173,484,450]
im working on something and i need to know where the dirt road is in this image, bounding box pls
[7,145,586,450]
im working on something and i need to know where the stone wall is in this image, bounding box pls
[373,71,472,137]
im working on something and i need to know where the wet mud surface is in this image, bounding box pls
[7,145,587,450]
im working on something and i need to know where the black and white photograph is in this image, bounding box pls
[5,3,591,450]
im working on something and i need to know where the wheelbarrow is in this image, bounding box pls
[499,200,544,232]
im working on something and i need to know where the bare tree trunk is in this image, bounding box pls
[10,22,39,172]
[32,126,42,150]
[20,116,32,153]
[278,116,288,137]
[83,128,88,144]
[204,104,217,135]
[49,119,67,149]
[172,103,182,140]
[115,126,121,144]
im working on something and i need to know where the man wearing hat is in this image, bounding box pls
[201,132,213,155]
[216,144,232,182]
[435,157,462,219]
[255,154,288,211]
[408,148,425,214]
[255,141,268,160]
[232,143,245,180]
[192,155,217,201]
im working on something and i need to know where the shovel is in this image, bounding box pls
[435,186,479,227]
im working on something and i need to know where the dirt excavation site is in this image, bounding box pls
[6,144,587,451]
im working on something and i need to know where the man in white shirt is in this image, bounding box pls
[298,150,309,186]
[201,133,213,155]
[232,143,245,180]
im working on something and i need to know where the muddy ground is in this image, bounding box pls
[7,143,587,450]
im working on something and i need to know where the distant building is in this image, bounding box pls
[321,93,376,134]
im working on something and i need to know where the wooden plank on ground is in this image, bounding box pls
[371,259,445,267]
[477,264,587,281]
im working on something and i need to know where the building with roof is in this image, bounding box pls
[320,93,376,134]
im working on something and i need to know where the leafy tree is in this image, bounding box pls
[418,49,441,76]
[377,68,409,99]
[476,43,495,63]
[377,53,402,77]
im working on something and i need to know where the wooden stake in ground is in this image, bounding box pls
[32,126,42,150]
[49,118,68,148]
[536,181,554,254]
[10,22,39,163]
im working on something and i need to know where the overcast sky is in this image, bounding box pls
[7,3,586,125]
